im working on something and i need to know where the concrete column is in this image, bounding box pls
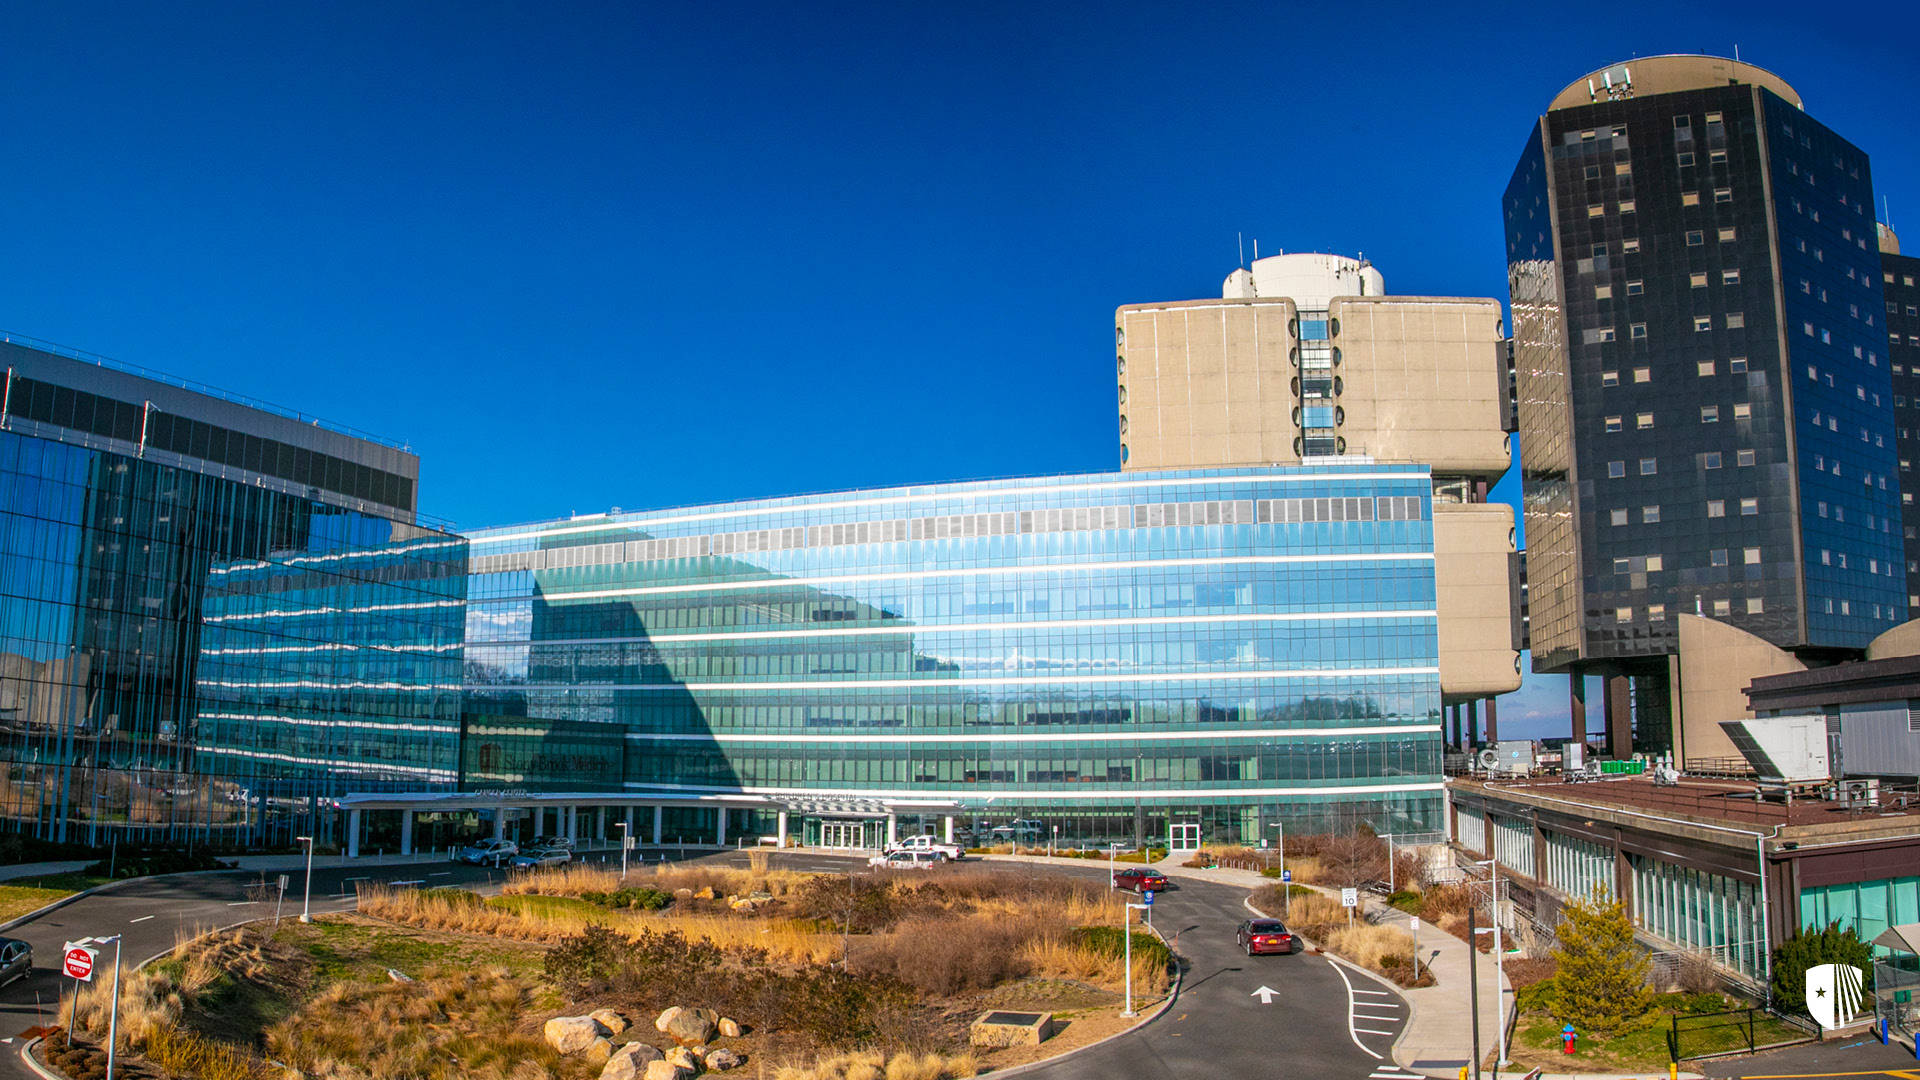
[596,806,607,842]
[777,811,789,847]
[1483,697,1499,743]
[493,807,507,841]
[1466,699,1480,747]
[652,805,664,845]
[347,809,362,859]
[715,807,727,846]
[1605,675,1633,758]
[400,810,414,856]
[886,814,897,846]
[943,815,955,844]
[624,806,635,843]
[1569,675,1588,746]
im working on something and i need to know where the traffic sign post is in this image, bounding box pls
[1280,867,1292,916]
[1141,888,1155,928]
[1122,901,1150,1018]
[63,944,96,981]
[1341,887,1358,930]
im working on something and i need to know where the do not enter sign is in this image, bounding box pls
[64,944,98,981]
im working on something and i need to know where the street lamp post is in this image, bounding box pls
[1122,901,1149,1017]
[1271,820,1288,916]
[99,934,123,1080]
[296,835,314,923]
[617,821,630,879]
[1470,857,1508,1069]
[1050,824,1058,859]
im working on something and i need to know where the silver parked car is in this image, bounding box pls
[457,838,520,865]
[0,937,31,988]
[510,845,573,870]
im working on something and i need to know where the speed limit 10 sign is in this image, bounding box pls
[63,944,97,981]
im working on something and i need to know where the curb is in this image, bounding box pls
[19,1037,62,1080]
[982,919,1184,1080]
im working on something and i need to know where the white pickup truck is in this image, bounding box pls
[885,834,964,860]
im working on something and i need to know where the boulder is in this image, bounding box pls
[717,1018,742,1039]
[665,1046,702,1072]
[644,1060,695,1080]
[674,887,695,899]
[728,898,756,912]
[591,1009,630,1035]
[662,1006,719,1046]
[545,1016,611,1055]
[705,1049,744,1071]
[585,1039,615,1068]
[654,1006,685,1033]
[693,886,715,900]
[602,1043,664,1080]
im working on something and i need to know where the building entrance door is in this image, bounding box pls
[818,821,874,850]
[1169,822,1201,853]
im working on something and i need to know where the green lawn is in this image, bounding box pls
[1507,999,1807,1072]
[484,893,621,921]
[0,882,79,924]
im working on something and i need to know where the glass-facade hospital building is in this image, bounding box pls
[1,336,1444,853]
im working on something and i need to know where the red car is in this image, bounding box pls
[1236,918,1297,956]
[1111,867,1170,893]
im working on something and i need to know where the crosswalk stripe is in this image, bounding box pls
[1354,1027,1396,1036]
[1352,988,1393,996]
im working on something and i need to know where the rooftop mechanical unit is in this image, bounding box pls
[1718,715,1831,786]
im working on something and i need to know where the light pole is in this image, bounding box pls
[1383,833,1396,894]
[1271,820,1288,917]
[1050,824,1058,858]
[617,821,630,879]
[297,835,314,923]
[100,934,123,1080]
[1107,841,1123,889]
[1470,857,1508,1069]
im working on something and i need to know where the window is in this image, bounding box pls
[1677,151,1696,166]
[1636,412,1654,429]
[1744,547,1761,565]
[1687,230,1705,246]
[1701,405,1720,422]
[1711,548,1729,566]
[1710,149,1728,164]
[1729,357,1748,373]
[1589,204,1606,218]
[1648,603,1667,622]
[1715,187,1733,203]
[1631,322,1647,339]
[1674,115,1691,129]
[1632,367,1651,382]
[1726,312,1745,329]
[1616,161,1632,176]
[1616,607,1634,623]
[1595,284,1613,300]
[1723,268,1742,285]
[1619,200,1637,213]
[1626,279,1644,295]
[1697,360,1716,376]
[1601,370,1620,386]
[1737,449,1755,466]
[1695,316,1713,332]
[1746,597,1765,614]
[1605,415,1623,432]
[1608,460,1626,478]
[1740,498,1758,515]
[1642,505,1661,523]
[1613,558,1631,575]
[1639,457,1657,475]
[1705,111,1722,125]
[1733,403,1752,419]
[1682,191,1702,207]
[1610,508,1628,526]
[1704,451,1723,468]
[1719,226,1738,242]
[1622,238,1641,253]
[1585,164,1603,180]
[1690,271,1709,288]
[1714,599,1732,616]
[1707,499,1726,517]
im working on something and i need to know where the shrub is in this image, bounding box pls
[579,886,673,910]
[83,847,233,879]
[849,916,1034,995]
[415,887,483,907]
[542,923,633,992]
[1550,887,1654,1035]
[1065,925,1174,971]
[1770,920,1871,1015]
[1386,889,1422,914]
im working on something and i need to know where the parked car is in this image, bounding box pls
[867,850,943,870]
[0,937,30,988]
[456,838,519,865]
[1235,918,1298,956]
[510,845,573,870]
[531,836,575,850]
[885,834,964,860]
[1111,867,1170,893]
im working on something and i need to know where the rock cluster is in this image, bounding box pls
[543,1006,745,1080]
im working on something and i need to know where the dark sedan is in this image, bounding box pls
[1111,867,1171,893]
[1235,918,1298,956]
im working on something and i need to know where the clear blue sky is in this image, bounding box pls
[5,2,1916,736]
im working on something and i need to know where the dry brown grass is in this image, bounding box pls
[1322,924,1418,972]
[501,861,814,901]
[1019,935,1171,996]
[64,927,275,1049]
[772,1049,979,1080]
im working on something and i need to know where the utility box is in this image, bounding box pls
[1719,716,1831,784]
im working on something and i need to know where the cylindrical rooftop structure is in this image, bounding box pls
[1222,252,1384,307]
[1548,54,1802,112]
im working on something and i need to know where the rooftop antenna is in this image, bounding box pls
[1734,44,1740,61]
[1253,239,1259,261]
[1238,232,1246,269]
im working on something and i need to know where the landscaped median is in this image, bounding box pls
[1245,883,1433,988]
[39,860,1178,1080]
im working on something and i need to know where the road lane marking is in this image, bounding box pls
[1354,1027,1396,1036]
[128,915,154,923]
[225,901,256,906]
[427,872,452,877]
[1324,957,1382,1060]
[1352,988,1393,996]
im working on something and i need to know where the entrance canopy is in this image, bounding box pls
[1873,924,1920,953]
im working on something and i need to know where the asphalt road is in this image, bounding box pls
[2,852,1409,1080]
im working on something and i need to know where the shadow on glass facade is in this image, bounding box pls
[465,466,1444,845]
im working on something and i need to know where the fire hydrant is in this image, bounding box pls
[1562,1024,1577,1054]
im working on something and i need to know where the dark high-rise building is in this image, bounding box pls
[0,338,467,848]
[1884,226,1920,606]
[1507,56,1903,762]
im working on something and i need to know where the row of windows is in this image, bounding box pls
[1601,496,1759,525]
[1610,547,1762,575]
[470,494,1429,575]
[1615,598,1764,622]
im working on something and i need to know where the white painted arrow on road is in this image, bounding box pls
[1250,985,1279,1004]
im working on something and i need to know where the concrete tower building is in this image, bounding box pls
[1115,253,1522,744]
[1506,56,1903,763]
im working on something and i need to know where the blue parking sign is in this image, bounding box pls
[1281,870,1292,882]
[1142,889,1156,905]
